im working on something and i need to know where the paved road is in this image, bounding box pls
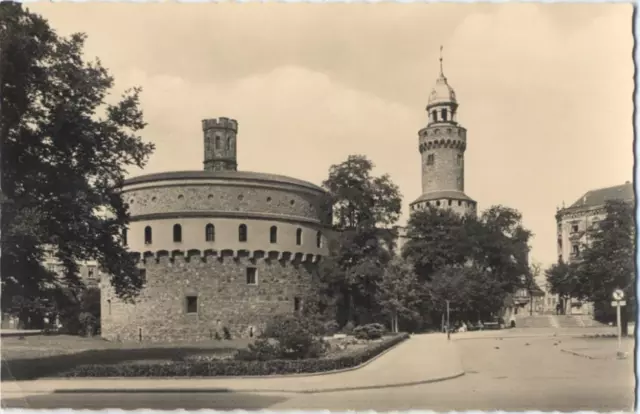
[2,335,635,411]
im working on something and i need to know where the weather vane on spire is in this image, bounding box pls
[439,45,444,76]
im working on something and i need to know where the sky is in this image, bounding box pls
[29,2,634,269]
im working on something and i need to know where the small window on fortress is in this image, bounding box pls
[215,136,221,150]
[448,200,452,206]
[296,228,303,246]
[173,224,182,243]
[432,110,437,122]
[239,224,248,242]
[441,109,447,121]
[458,200,462,206]
[457,154,463,166]
[205,224,215,242]
[186,296,198,314]
[226,137,231,150]
[270,226,278,244]
[246,267,258,285]
[316,231,322,248]
[144,226,152,245]
[426,154,435,166]
[436,201,441,207]
[294,297,302,313]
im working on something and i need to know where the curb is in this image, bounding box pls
[560,348,627,361]
[1,331,42,338]
[51,371,466,395]
[560,349,598,360]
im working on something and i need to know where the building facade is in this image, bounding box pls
[547,181,634,315]
[101,117,333,342]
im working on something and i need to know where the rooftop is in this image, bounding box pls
[566,181,634,210]
[411,190,475,205]
[124,170,326,193]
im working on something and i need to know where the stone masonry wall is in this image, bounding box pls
[419,125,466,195]
[101,252,317,342]
[125,184,329,224]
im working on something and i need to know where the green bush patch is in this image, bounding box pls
[61,333,409,378]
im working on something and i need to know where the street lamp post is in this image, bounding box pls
[446,300,451,340]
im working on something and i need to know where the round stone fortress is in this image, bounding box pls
[101,117,333,342]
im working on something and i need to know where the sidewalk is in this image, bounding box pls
[1,334,464,397]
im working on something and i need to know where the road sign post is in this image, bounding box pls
[611,289,626,357]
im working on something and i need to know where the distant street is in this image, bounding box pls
[3,334,634,411]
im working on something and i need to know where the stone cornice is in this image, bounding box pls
[131,249,322,265]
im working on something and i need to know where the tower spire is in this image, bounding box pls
[439,45,444,76]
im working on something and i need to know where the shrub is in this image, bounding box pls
[353,323,386,340]
[323,320,340,336]
[223,327,231,340]
[62,333,409,378]
[342,321,355,335]
[214,331,222,341]
[235,338,282,361]
[243,315,328,360]
[78,312,98,337]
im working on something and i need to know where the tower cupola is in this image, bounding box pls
[426,46,458,126]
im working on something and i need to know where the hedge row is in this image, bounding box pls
[62,333,409,378]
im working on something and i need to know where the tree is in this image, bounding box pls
[402,205,471,279]
[545,260,583,315]
[323,154,402,230]
[1,3,155,323]
[376,257,423,333]
[471,206,532,294]
[403,205,531,291]
[426,265,507,325]
[402,204,532,328]
[320,155,402,325]
[575,200,635,335]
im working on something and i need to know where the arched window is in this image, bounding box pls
[270,226,278,244]
[316,231,322,248]
[426,154,435,166]
[239,224,248,242]
[432,110,437,122]
[441,108,447,121]
[123,228,128,246]
[144,226,152,245]
[296,228,303,246]
[173,224,182,242]
[215,136,221,150]
[226,137,232,150]
[205,224,215,242]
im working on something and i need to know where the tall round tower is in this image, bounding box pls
[410,47,477,216]
[203,117,238,172]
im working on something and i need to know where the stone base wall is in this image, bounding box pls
[101,252,317,342]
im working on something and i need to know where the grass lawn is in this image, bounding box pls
[1,334,253,381]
